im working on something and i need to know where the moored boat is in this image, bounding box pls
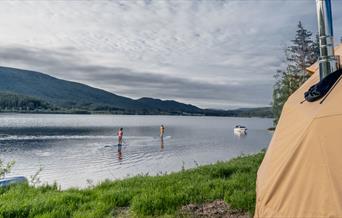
[234,125,247,134]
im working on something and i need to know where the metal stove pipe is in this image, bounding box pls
[316,0,338,79]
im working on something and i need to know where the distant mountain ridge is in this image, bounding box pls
[0,66,272,117]
[0,66,202,114]
[0,66,142,109]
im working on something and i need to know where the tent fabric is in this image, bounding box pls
[306,43,342,75]
[255,68,342,217]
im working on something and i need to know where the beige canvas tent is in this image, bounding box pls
[254,43,342,217]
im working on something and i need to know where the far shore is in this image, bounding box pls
[0,110,274,119]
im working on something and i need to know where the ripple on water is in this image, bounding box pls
[0,115,273,189]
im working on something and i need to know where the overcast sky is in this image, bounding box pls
[0,0,341,109]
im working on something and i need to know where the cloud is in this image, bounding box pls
[0,46,271,108]
[0,0,341,108]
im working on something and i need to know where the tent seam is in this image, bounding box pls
[315,113,342,120]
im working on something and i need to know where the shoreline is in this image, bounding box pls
[0,111,273,119]
[0,152,264,217]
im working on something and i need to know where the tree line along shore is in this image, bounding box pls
[0,92,273,117]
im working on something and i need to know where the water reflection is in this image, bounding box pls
[234,132,247,138]
[0,114,273,188]
[117,150,123,162]
[160,137,164,151]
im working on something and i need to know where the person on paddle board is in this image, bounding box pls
[117,128,123,151]
[160,125,165,138]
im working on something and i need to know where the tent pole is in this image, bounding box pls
[316,0,339,80]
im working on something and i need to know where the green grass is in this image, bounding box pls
[0,152,265,218]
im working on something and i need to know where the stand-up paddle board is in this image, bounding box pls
[104,143,128,148]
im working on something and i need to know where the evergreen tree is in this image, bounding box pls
[272,22,319,125]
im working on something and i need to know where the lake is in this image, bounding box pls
[0,114,273,189]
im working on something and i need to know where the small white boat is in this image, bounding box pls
[234,125,247,134]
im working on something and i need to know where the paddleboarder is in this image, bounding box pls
[160,125,165,138]
[117,128,123,151]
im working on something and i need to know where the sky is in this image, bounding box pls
[0,0,341,109]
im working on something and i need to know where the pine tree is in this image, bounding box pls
[272,22,319,125]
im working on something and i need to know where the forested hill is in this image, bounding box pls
[0,67,144,111]
[0,66,203,114]
[0,66,272,117]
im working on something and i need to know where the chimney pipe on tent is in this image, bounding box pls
[316,0,339,80]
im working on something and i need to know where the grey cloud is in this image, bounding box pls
[0,46,271,108]
[0,1,341,108]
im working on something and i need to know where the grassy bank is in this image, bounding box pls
[0,152,264,218]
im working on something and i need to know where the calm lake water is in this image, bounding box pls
[0,114,272,189]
